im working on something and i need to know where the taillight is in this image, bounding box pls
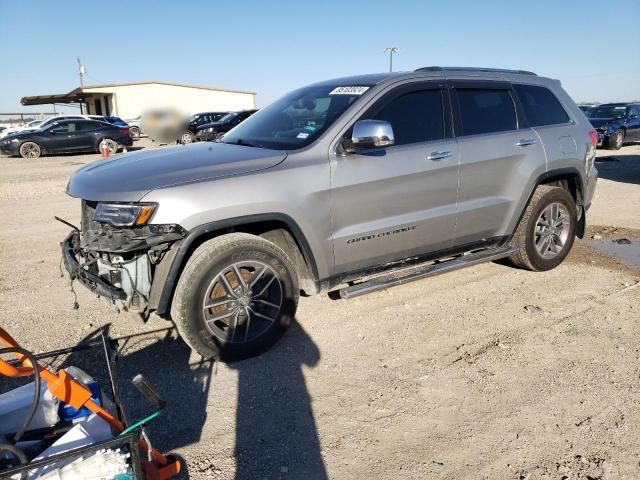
[588,129,597,146]
[119,129,129,136]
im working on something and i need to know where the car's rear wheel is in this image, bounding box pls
[171,233,299,360]
[607,129,624,150]
[129,127,141,139]
[180,131,195,144]
[101,138,119,154]
[19,142,41,159]
[508,185,577,271]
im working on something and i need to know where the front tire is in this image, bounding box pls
[171,233,299,360]
[508,185,577,271]
[19,142,41,159]
[180,131,195,144]
[607,129,624,150]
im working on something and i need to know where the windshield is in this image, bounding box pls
[587,106,627,119]
[218,112,238,123]
[222,84,371,150]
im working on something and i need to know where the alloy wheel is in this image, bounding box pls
[533,202,571,259]
[19,142,40,158]
[202,261,283,343]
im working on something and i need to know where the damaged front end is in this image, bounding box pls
[61,200,186,317]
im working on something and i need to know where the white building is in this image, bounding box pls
[21,81,256,119]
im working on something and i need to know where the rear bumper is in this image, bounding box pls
[584,165,598,211]
[61,231,127,301]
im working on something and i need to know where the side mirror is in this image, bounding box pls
[347,120,395,152]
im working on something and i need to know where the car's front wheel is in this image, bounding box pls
[171,233,299,360]
[19,142,41,159]
[180,131,195,144]
[508,185,577,271]
[607,129,624,150]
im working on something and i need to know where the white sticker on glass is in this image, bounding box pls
[329,86,370,96]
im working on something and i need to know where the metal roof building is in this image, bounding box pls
[21,81,256,119]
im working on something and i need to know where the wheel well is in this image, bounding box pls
[540,173,581,205]
[179,220,317,296]
[539,172,585,238]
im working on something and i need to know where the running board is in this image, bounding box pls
[338,246,518,299]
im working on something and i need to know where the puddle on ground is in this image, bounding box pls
[585,238,640,268]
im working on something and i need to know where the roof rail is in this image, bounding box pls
[415,66,537,76]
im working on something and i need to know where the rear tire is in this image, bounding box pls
[171,233,299,361]
[508,185,577,271]
[101,138,119,154]
[19,142,41,159]
[607,129,624,150]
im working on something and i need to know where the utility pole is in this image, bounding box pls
[383,47,399,72]
[77,57,85,87]
[77,57,85,113]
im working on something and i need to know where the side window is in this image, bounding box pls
[77,121,97,132]
[456,89,517,135]
[629,106,640,117]
[371,90,444,145]
[513,84,570,127]
[50,121,76,133]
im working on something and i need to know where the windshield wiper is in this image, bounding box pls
[223,138,258,148]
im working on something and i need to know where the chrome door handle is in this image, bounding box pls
[426,151,452,161]
[516,138,537,146]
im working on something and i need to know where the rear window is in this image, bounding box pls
[456,89,517,136]
[514,84,570,127]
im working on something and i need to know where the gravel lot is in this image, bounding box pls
[1,140,639,480]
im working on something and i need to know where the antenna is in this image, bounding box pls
[77,57,85,87]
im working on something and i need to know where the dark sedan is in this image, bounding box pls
[195,110,258,141]
[0,119,133,158]
[586,103,640,149]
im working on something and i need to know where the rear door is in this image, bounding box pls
[75,120,101,150]
[330,81,460,274]
[450,80,547,246]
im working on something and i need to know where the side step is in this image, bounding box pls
[338,246,518,299]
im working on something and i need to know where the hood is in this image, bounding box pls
[588,117,620,129]
[67,141,287,202]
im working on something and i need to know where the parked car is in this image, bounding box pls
[61,67,597,360]
[578,104,596,115]
[97,115,128,127]
[180,112,229,144]
[194,110,258,141]
[1,115,96,139]
[1,119,132,158]
[586,102,640,149]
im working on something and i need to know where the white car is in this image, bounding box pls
[0,119,44,138]
[0,115,100,138]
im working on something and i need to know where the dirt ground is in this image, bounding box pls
[1,141,639,480]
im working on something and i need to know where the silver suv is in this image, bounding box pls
[61,67,598,360]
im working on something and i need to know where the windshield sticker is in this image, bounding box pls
[296,132,310,139]
[329,86,370,96]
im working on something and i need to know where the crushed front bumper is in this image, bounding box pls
[62,231,127,301]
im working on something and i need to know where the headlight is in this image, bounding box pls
[93,202,157,227]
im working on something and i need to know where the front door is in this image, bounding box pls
[450,81,547,246]
[330,82,459,275]
[626,105,640,141]
[46,121,85,152]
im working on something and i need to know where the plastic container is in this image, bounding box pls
[0,380,59,436]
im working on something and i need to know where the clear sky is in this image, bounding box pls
[0,0,638,114]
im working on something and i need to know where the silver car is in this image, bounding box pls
[61,67,598,360]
